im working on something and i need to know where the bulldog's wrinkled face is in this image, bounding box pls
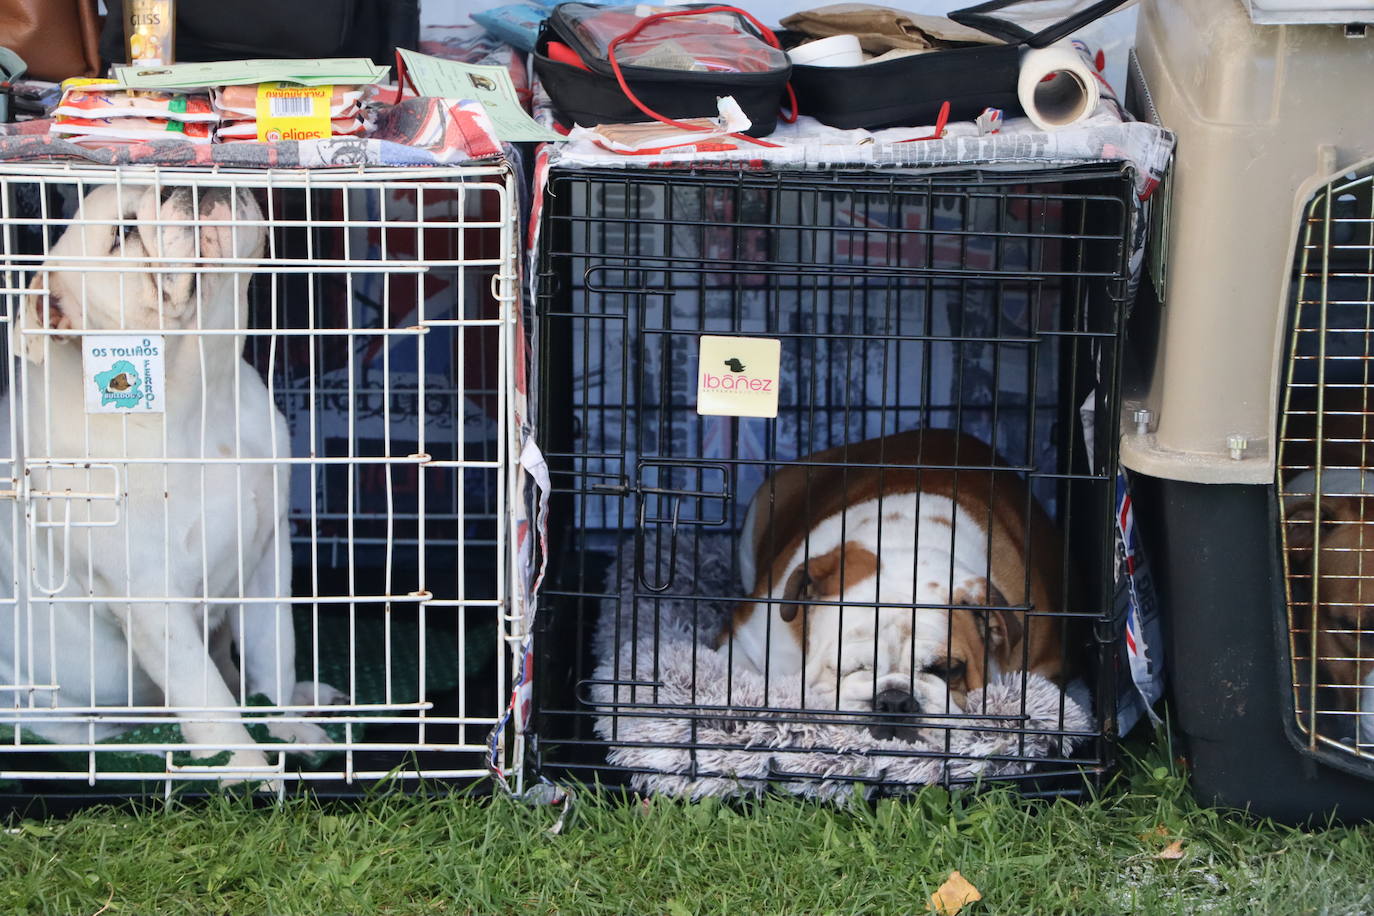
[18,184,266,363]
[736,493,1021,742]
[772,541,1014,741]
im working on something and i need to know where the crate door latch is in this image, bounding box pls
[3,462,124,595]
[633,461,731,593]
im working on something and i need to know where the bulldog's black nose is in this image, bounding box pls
[870,689,922,741]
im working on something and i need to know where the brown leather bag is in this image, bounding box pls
[0,0,101,82]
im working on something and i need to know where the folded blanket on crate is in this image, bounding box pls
[534,71,1175,202]
[591,535,1092,802]
[0,97,501,168]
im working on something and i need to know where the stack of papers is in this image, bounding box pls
[112,58,389,90]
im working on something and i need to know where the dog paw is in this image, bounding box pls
[291,680,348,708]
[220,749,283,793]
[266,718,334,750]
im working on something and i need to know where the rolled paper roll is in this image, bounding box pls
[788,34,864,68]
[1018,41,1101,132]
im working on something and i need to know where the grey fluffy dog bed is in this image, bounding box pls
[591,535,1092,801]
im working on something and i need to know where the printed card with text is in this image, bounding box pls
[696,335,781,418]
[82,335,166,414]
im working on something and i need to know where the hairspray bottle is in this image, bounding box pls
[124,0,176,66]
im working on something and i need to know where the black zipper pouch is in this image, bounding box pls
[533,3,792,138]
[786,0,1129,131]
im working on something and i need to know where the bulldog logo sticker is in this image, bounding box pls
[95,361,144,408]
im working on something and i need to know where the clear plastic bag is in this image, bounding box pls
[558,3,789,73]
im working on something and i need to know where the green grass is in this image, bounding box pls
[2,733,1373,915]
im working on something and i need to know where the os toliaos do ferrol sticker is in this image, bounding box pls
[82,335,165,414]
[696,335,781,418]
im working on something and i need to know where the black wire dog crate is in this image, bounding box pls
[529,164,1137,798]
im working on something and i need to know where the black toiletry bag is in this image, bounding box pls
[532,2,792,138]
[786,0,1129,131]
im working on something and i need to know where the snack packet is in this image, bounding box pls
[55,79,217,122]
[216,115,369,141]
[51,116,213,145]
[212,84,366,120]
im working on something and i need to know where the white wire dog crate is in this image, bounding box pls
[0,162,521,800]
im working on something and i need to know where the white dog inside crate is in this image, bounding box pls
[0,182,341,778]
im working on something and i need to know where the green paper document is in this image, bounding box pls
[396,48,562,143]
[114,58,389,89]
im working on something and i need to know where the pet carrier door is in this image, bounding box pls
[1278,160,1374,772]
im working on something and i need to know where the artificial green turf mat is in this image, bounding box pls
[0,611,498,777]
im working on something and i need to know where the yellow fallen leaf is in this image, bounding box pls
[928,870,982,916]
[1138,824,1169,842]
[1156,839,1185,860]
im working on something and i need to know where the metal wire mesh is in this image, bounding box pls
[531,165,1134,795]
[1278,165,1374,765]
[0,162,519,796]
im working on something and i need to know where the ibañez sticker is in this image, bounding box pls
[82,335,165,414]
[696,335,781,418]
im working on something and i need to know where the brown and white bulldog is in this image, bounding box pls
[718,428,1067,739]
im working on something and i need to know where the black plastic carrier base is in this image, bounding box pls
[1135,475,1374,824]
[529,164,1138,798]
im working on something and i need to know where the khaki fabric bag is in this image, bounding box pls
[780,4,994,54]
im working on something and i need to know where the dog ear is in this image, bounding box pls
[196,189,265,262]
[975,610,1024,658]
[778,542,879,621]
[13,272,76,365]
[779,564,814,623]
[961,583,1024,656]
[136,186,197,317]
[1284,497,1349,563]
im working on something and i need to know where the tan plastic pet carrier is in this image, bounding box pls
[1125,0,1374,820]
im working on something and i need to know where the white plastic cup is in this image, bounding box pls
[787,34,864,68]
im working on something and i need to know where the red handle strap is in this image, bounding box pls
[603,5,796,149]
[896,100,951,144]
[395,49,415,101]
